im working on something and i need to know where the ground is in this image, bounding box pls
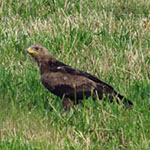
[0,0,150,149]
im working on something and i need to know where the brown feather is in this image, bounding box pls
[26,44,133,109]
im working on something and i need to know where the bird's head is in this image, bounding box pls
[26,44,52,64]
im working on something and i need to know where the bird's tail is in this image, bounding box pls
[117,94,133,106]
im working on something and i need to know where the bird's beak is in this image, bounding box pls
[26,48,37,54]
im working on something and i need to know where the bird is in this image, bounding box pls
[26,44,133,110]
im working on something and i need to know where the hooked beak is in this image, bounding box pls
[26,47,37,54]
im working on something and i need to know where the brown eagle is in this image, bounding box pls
[26,44,133,110]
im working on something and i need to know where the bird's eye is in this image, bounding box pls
[35,47,39,51]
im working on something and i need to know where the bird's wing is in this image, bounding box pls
[48,59,67,67]
[41,65,101,100]
[41,65,116,100]
[48,60,112,88]
[49,65,114,90]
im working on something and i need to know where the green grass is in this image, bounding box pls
[1,0,150,149]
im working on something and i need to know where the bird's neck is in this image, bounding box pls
[38,56,57,74]
[39,63,49,74]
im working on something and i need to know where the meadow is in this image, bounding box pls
[0,0,150,149]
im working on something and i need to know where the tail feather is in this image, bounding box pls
[117,94,133,106]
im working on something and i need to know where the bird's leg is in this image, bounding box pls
[62,98,74,111]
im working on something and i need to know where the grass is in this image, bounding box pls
[0,0,150,149]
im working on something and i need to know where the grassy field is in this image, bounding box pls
[1,0,150,149]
